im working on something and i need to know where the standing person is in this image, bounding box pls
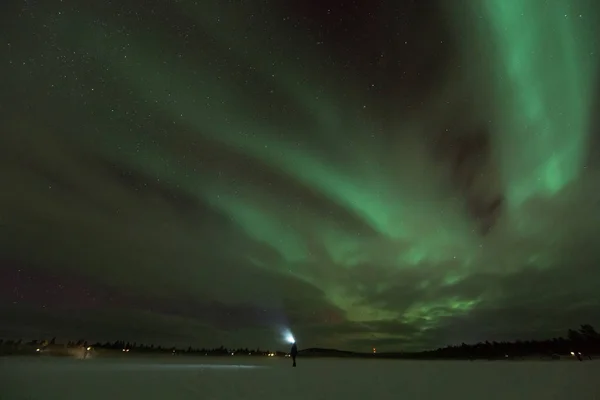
[290,342,298,367]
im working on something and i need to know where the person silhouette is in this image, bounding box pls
[290,342,298,367]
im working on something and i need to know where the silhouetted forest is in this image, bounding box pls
[1,324,598,360]
[0,338,286,357]
[379,324,598,361]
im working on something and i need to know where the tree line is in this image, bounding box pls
[1,324,598,359]
[401,324,599,360]
[0,337,282,357]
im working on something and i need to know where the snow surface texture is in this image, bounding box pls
[1,356,599,399]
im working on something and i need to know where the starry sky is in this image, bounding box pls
[1,0,599,352]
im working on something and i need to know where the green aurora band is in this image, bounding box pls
[2,0,599,349]
[478,0,598,207]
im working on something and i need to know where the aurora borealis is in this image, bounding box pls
[1,0,599,351]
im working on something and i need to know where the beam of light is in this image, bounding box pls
[282,329,295,344]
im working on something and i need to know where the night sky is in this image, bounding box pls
[1,0,599,352]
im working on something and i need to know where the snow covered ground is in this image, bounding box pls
[1,356,598,399]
